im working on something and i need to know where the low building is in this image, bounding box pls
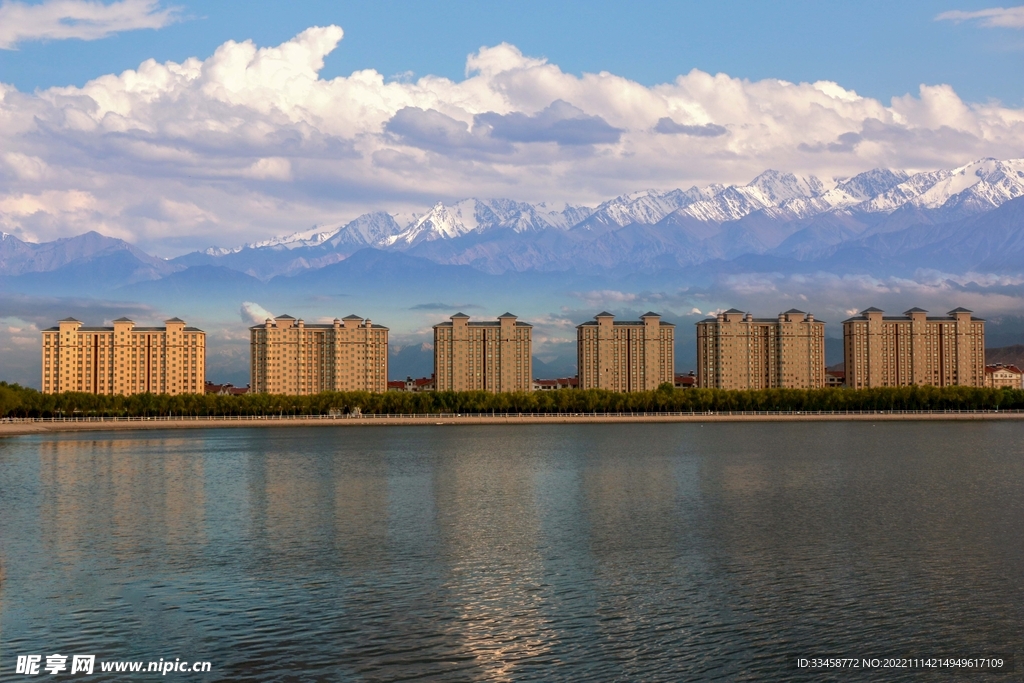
[843,307,985,388]
[388,375,436,392]
[205,382,250,395]
[577,312,675,392]
[985,364,1023,389]
[696,309,826,390]
[250,314,388,395]
[41,316,204,395]
[825,370,845,388]
[533,377,579,391]
[434,313,533,392]
[674,372,696,388]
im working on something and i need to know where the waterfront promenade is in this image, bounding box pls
[2,410,1024,436]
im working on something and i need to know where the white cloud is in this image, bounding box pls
[936,6,1024,29]
[1,25,1024,254]
[0,0,180,50]
[240,301,273,325]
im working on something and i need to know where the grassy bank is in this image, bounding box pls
[2,382,1024,418]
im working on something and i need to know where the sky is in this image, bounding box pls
[0,0,1023,255]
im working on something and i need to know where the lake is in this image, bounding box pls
[1,422,1022,681]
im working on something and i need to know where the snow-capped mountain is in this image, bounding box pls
[137,156,1024,277]
[325,212,405,249]
[389,199,592,246]
[862,158,1024,215]
[203,226,336,255]
[580,188,708,229]
[203,158,1023,263]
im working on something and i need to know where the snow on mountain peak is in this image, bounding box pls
[247,227,335,250]
[747,170,826,203]
[863,158,1024,214]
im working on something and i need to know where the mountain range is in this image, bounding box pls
[2,157,1023,290]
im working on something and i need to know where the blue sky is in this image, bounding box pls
[0,0,1022,254]
[2,0,1022,103]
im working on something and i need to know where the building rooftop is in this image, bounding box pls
[44,326,204,332]
[579,320,674,327]
[251,322,388,329]
[434,320,532,327]
[843,309,984,323]
[986,364,1022,374]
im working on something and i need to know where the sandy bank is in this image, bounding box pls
[2,411,1024,436]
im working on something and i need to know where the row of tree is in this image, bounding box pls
[2,382,1024,418]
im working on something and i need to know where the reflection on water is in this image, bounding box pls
[1,423,1023,681]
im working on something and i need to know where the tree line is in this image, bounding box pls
[2,381,1024,418]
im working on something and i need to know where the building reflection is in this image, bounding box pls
[36,436,206,570]
[245,435,391,573]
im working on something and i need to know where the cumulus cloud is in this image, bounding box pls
[2,25,1024,254]
[0,0,180,49]
[240,301,273,325]
[936,6,1024,28]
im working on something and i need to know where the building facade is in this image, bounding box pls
[826,369,846,388]
[250,314,388,394]
[433,313,533,392]
[696,309,825,390]
[985,363,1022,389]
[577,312,675,392]
[41,317,205,395]
[842,308,985,388]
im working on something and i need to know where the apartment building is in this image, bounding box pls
[695,309,825,390]
[842,307,985,388]
[577,312,675,392]
[250,314,388,394]
[41,316,204,395]
[433,313,532,392]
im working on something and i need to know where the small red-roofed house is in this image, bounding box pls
[985,364,1023,389]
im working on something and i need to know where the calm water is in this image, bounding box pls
[1,423,1023,681]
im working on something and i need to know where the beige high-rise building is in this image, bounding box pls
[41,316,205,395]
[577,312,675,392]
[433,313,532,392]
[843,307,985,388]
[250,314,388,394]
[696,309,825,390]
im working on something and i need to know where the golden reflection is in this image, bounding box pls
[432,437,553,681]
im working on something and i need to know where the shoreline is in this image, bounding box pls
[3,411,1024,436]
